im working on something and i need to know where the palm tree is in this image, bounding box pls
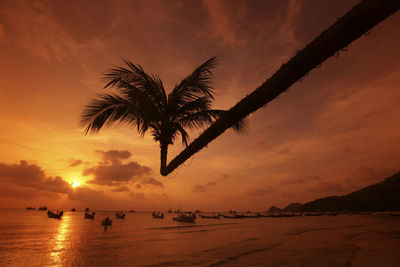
[162,0,400,176]
[80,57,245,175]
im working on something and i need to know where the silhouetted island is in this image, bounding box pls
[273,171,400,212]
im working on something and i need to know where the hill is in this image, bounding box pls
[301,171,400,212]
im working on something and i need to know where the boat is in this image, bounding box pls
[47,210,63,219]
[199,213,221,219]
[85,212,95,219]
[26,207,35,210]
[222,214,244,219]
[38,206,47,211]
[256,213,271,217]
[152,212,164,219]
[173,213,196,223]
[71,208,76,212]
[390,213,400,217]
[102,217,113,226]
[116,211,126,219]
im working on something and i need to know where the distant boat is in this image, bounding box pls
[71,208,76,212]
[390,213,400,217]
[199,214,221,219]
[85,212,95,219]
[152,212,164,219]
[38,206,47,211]
[26,207,35,210]
[256,213,270,217]
[222,214,244,219]
[173,213,196,223]
[102,217,112,226]
[116,212,126,219]
[47,210,63,219]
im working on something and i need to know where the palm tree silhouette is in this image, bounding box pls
[80,57,246,175]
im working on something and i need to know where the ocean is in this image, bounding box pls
[1,209,399,266]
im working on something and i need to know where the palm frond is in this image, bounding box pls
[168,56,218,111]
[80,93,136,134]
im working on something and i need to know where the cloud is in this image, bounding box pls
[0,160,72,195]
[95,149,131,162]
[192,173,230,193]
[281,176,320,185]
[246,186,274,197]
[111,186,130,192]
[192,184,207,193]
[0,24,5,42]
[67,159,83,167]
[83,150,151,186]
[142,177,164,188]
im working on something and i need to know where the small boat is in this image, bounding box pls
[256,213,271,217]
[38,206,47,211]
[85,212,95,219]
[26,207,35,210]
[102,217,113,226]
[152,212,164,219]
[199,213,221,219]
[47,210,63,219]
[116,212,126,219]
[71,208,76,212]
[173,213,196,223]
[222,214,244,219]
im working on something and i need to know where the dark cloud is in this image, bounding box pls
[192,184,207,193]
[142,177,164,188]
[95,150,131,162]
[111,186,130,192]
[67,159,83,167]
[193,173,230,193]
[83,150,151,186]
[0,160,72,196]
[281,176,320,185]
[277,148,290,155]
[246,186,274,197]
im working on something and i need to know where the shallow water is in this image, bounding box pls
[1,209,400,266]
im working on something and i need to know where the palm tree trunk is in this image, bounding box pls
[160,142,168,176]
[161,0,400,176]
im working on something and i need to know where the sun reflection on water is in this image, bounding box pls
[50,214,71,265]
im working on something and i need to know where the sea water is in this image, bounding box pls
[0,209,399,266]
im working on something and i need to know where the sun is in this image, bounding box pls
[71,181,80,188]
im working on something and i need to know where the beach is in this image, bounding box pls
[1,209,399,266]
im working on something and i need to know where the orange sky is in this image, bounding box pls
[0,0,399,211]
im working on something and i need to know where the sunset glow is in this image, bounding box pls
[0,0,399,212]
